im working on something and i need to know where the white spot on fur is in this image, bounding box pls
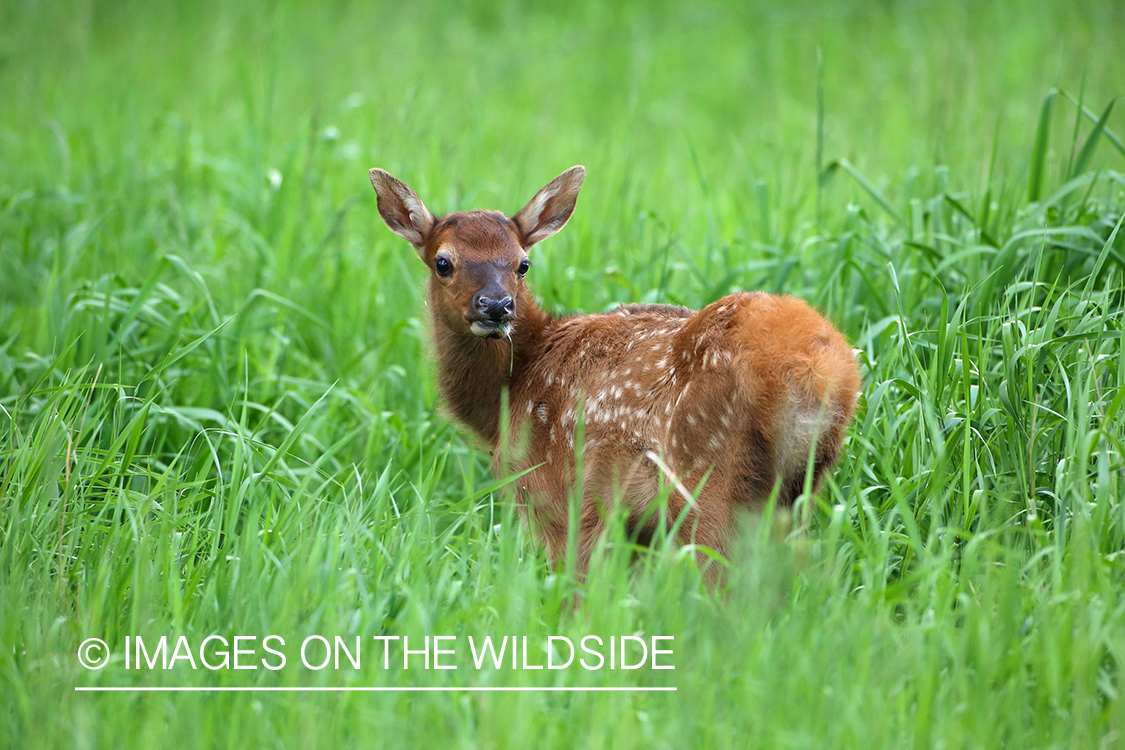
[535,404,548,423]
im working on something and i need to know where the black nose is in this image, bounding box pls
[476,295,514,320]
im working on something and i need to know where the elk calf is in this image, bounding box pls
[369,166,860,578]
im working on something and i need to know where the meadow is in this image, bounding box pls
[2,0,1124,746]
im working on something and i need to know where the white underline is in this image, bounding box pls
[75,686,676,692]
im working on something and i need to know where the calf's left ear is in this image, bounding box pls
[369,168,435,254]
[512,166,585,247]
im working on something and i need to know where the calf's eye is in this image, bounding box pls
[434,257,453,277]
[517,259,530,276]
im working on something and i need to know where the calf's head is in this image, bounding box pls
[369,166,586,338]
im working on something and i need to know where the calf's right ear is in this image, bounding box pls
[369,168,435,253]
[512,165,585,248]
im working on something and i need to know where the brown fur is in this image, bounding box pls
[369,166,861,581]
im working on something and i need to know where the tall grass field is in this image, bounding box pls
[2,0,1125,746]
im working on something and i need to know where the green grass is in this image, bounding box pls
[2,0,1125,747]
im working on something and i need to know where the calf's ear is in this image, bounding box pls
[369,168,435,253]
[512,166,585,248]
